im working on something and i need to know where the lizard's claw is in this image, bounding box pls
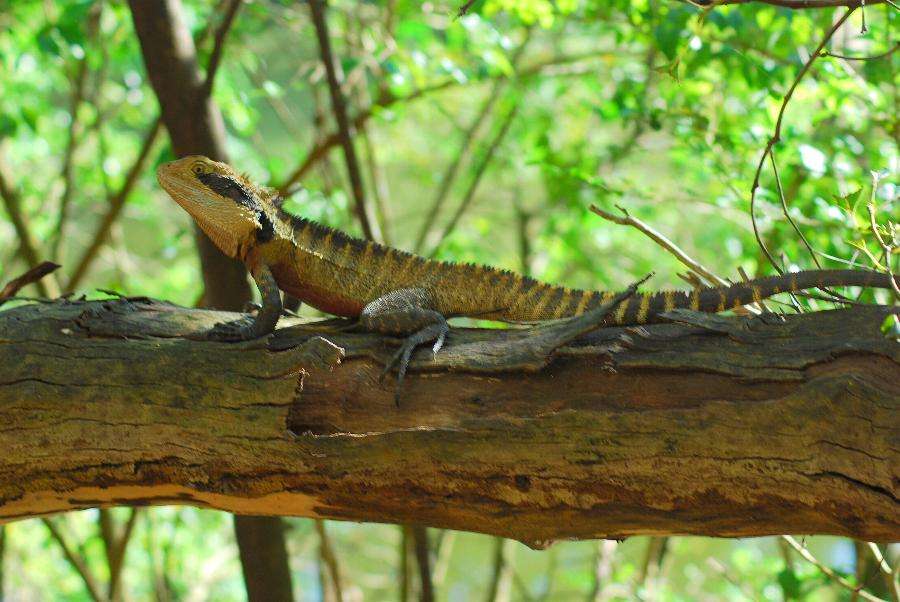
[379,321,450,406]
[205,316,259,341]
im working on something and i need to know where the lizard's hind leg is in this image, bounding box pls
[360,288,449,405]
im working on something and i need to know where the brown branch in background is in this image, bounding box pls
[749,8,856,274]
[274,50,612,197]
[66,118,162,292]
[0,262,61,305]
[822,41,900,61]
[308,0,377,241]
[99,508,139,602]
[50,2,102,262]
[769,153,822,269]
[457,0,479,17]
[413,31,533,253]
[359,124,393,245]
[486,537,513,602]
[427,102,520,257]
[589,205,729,286]
[590,540,621,602]
[431,531,457,589]
[42,518,104,602]
[412,526,435,602]
[0,151,60,298]
[781,536,885,602]
[200,0,244,98]
[686,0,887,8]
[400,526,412,602]
[68,0,239,293]
[314,520,344,602]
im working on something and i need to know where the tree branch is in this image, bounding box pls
[1,299,897,542]
[308,0,377,241]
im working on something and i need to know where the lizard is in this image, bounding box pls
[157,155,898,388]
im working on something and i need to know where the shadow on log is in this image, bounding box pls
[0,298,897,545]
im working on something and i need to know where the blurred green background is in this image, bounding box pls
[0,0,896,600]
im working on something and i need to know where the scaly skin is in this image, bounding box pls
[157,156,897,393]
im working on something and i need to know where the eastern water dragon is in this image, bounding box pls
[157,156,897,389]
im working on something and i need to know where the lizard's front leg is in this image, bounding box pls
[206,264,283,341]
[360,288,449,404]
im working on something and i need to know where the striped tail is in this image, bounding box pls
[501,269,897,325]
[600,269,897,326]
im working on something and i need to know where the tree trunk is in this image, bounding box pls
[1,299,897,543]
[128,3,292,599]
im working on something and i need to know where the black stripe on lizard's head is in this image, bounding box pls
[195,170,274,243]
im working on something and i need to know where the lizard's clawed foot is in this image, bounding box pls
[205,316,260,341]
[380,321,450,406]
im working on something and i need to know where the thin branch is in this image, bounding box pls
[274,50,616,197]
[0,262,61,305]
[106,508,139,602]
[770,153,821,269]
[0,151,60,297]
[308,0,377,241]
[413,30,533,254]
[686,0,889,8]
[867,204,900,302]
[486,537,512,602]
[457,0,479,17]
[314,520,344,602]
[589,205,729,287]
[781,536,887,602]
[66,118,162,292]
[822,42,900,60]
[412,526,435,602]
[42,518,105,602]
[749,8,856,274]
[50,2,102,262]
[427,102,520,257]
[67,0,237,292]
[200,0,243,98]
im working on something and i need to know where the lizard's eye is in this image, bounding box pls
[192,164,206,175]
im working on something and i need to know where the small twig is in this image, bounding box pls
[314,520,344,602]
[427,101,520,257]
[456,0,479,17]
[42,518,105,602]
[589,204,729,287]
[411,526,435,602]
[274,50,615,197]
[0,262,61,305]
[200,0,243,98]
[413,28,532,253]
[822,42,899,60]
[749,8,856,274]
[308,0,377,241]
[51,2,102,262]
[770,153,821,269]
[867,203,900,302]
[782,536,887,602]
[0,150,60,297]
[486,537,513,602]
[66,118,162,292]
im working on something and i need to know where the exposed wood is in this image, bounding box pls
[0,299,897,544]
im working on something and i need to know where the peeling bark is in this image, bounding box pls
[1,299,898,544]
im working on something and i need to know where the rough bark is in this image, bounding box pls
[1,299,897,543]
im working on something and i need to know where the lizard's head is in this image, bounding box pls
[157,156,276,258]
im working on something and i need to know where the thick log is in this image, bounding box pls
[0,299,897,544]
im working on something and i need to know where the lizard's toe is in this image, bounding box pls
[206,316,258,341]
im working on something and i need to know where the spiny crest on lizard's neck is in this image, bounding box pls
[157,155,284,259]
